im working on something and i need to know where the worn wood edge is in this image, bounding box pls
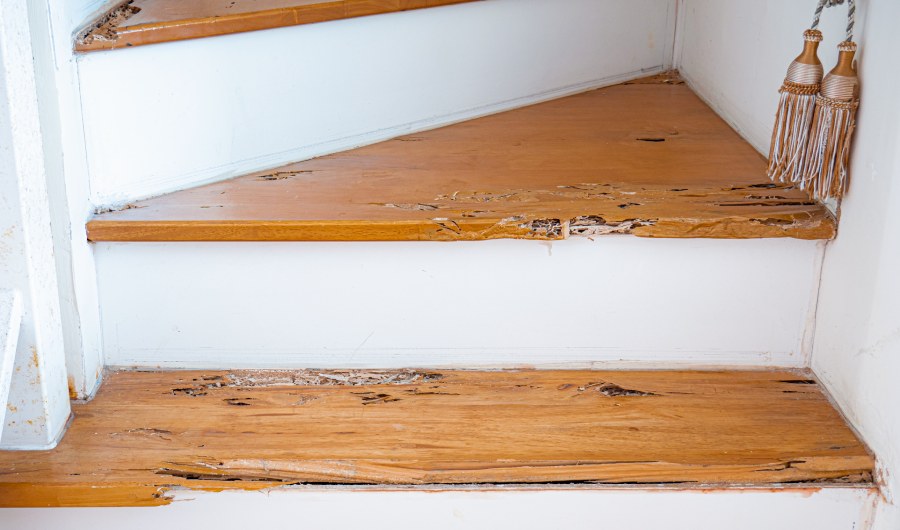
[76,0,482,52]
[153,457,876,485]
[0,483,174,507]
[0,457,877,508]
[85,213,835,242]
[85,219,543,241]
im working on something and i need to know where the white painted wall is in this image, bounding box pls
[0,0,72,449]
[0,486,877,530]
[677,1,900,527]
[77,0,678,205]
[96,238,822,369]
[809,0,900,527]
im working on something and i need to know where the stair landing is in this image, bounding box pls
[86,75,836,242]
[0,369,873,507]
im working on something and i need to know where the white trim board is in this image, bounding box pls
[0,0,73,449]
[0,486,878,530]
[96,237,821,370]
[0,289,22,432]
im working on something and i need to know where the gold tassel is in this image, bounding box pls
[767,29,824,184]
[801,41,859,200]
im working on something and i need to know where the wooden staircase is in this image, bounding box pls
[0,1,881,528]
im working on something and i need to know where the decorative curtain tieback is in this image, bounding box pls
[767,0,859,202]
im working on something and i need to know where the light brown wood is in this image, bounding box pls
[76,0,481,51]
[86,76,836,242]
[0,369,873,507]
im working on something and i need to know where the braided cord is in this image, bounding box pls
[846,0,855,41]
[811,0,856,41]
[811,0,827,29]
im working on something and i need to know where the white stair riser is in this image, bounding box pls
[0,487,877,530]
[95,238,822,369]
[77,0,677,206]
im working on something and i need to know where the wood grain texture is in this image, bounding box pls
[86,76,836,242]
[76,0,481,51]
[0,369,873,507]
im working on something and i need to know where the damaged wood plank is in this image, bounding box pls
[0,369,873,507]
[86,76,836,242]
[75,0,482,52]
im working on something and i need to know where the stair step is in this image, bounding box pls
[0,369,873,507]
[86,75,835,242]
[77,0,480,51]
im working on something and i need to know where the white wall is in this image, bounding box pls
[678,1,900,527]
[809,0,900,527]
[96,238,822,370]
[77,0,678,205]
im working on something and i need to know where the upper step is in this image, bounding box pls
[77,0,480,51]
[86,75,835,242]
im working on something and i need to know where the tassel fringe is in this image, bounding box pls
[800,95,858,200]
[767,82,820,183]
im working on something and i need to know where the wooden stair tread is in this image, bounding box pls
[0,368,873,507]
[86,75,836,242]
[76,0,480,51]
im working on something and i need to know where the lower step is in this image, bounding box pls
[0,369,873,507]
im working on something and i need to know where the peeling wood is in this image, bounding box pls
[225,369,443,387]
[77,1,140,47]
[86,78,836,242]
[577,381,658,397]
[0,369,873,507]
[170,369,443,397]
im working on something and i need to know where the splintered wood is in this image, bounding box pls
[86,75,836,242]
[0,369,873,506]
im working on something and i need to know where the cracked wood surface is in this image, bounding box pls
[76,0,481,51]
[0,369,873,506]
[86,75,836,242]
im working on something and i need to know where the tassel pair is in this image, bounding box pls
[767,1,859,201]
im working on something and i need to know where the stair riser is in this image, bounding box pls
[1,487,876,530]
[77,0,677,205]
[95,238,823,369]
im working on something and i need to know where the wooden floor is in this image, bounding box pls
[77,0,480,51]
[87,75,835,242]
[0,369,873,507]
